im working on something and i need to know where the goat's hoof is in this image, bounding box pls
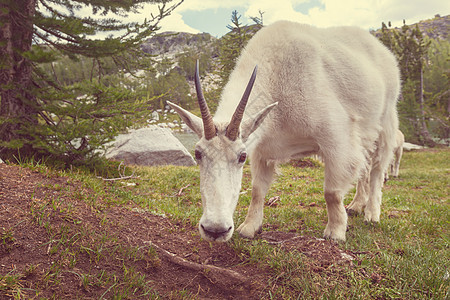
[346,208,359,217]
[363,211,380,223]
[323,226,346,242]
[363,218,380,226]
[237,223,261,239]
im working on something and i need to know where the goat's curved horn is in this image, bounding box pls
[226,66,258,141]
[195,60,216,140]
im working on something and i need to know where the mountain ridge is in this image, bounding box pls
[142,14,448,61]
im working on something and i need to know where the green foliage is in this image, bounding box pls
[397,79,421,141]
[424,39,450,140]
[33,1,178,59]
[149,67,192,109]
[381,23,430,83]
[217,11,262,90]
[29,80,155,164]
[0,0,182,164]
[38,50,121,86]
[177,49,213,81]
[379,21,446,145]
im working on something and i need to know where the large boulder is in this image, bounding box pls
[106,126,196,166]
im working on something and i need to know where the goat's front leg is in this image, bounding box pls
[322,147,359,241]
[237,157,275,239]
[324,191,348,241]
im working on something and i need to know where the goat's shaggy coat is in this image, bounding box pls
[169,21,400,242]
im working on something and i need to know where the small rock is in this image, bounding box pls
[151,111,159,121]
[340,252,354,261]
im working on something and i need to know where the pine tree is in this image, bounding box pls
[379,21,435,146]
[424,39,450,141]
[217,11,262,89]
[0,0,182,163]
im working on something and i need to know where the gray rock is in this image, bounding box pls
[106,126,195,166]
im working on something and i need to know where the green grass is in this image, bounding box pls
[2,149,448,299]
[123,150,448,299]
[80,149,447,299]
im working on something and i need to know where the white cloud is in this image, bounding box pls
[78,2,201,36]
[246,0,307,23]
[74,0,450,37]
[176,0,245,12]
[307,0,381,28]
[110,0,447,36]
[159,12,200,33]
[243,0,449,30]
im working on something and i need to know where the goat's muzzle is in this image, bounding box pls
[200,223,233,241]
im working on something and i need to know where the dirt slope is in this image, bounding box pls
[0,163,353,299]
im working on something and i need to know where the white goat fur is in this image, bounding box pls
[385,129,405,181]
[169,21,400,242]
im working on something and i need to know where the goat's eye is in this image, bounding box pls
[238,152,247,163]
[194,150,202,161]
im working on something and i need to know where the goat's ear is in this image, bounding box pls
[167,101,204,138]
[241,102,278,142]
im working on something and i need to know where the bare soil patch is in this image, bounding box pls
[0,163,354,299]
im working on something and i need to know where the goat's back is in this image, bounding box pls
[217,21,400,147]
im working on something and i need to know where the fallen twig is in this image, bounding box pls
[177,184,191,196]
[144,240,247,283]
[263,235,307,245]
[266,196,280,207]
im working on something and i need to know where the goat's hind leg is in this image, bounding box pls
[365,135,395,223]
[237,155,275,239]
[392,147,403,177]
[346,161,371,216]
[364,155,387,223]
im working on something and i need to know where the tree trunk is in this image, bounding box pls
[418,68,435,147]
[0,0,38,158]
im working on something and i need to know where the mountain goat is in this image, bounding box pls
[168,21,400,242]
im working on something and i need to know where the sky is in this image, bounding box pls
[136,0,449,37]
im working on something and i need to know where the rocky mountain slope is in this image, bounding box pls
[372,14,449,40]
[415,14,449,40]
[142,15,448,61]
[141,31,218,59]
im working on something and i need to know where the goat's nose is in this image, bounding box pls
[201,224,232,241]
